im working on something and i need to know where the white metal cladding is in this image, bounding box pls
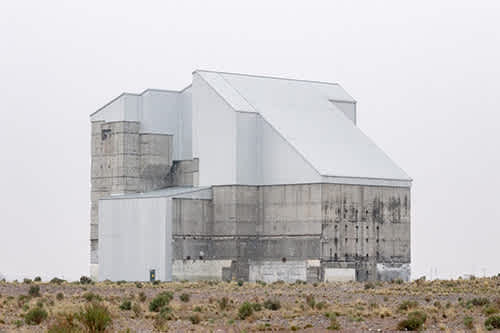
[235,112,321,185]
[98,187,212,282]
[192,73,237,186]
[195,70,411,183]
[98,197,171,282]
[91,70,411,187]
[91,88,193,161]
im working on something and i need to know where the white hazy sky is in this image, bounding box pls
[1,0,499,281]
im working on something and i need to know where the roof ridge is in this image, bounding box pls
[193,69,340,87]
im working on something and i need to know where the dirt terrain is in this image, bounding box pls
[0,276,500,332]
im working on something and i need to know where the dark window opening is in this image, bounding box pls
[186,256,191,260]
[101,129,111,140]
[281,257,287,263]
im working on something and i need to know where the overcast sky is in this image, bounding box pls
[1,0,499,281]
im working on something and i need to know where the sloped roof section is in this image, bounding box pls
[196,70,411,182]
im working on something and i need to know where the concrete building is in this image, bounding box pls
[90,70,412,283]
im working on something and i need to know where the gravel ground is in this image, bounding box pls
[0,276,499,332]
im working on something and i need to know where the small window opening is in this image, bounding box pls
[281,257,287,263]
[101,129,111,140]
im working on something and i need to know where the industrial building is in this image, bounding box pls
[90,70,412,282]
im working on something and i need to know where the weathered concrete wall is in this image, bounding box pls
[173,185,321,263]
[171,183,410,282]
[320,183,411,281]
[165,158,199,187]
[139,133,173,192]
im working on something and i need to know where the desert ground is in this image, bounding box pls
[0,276,500,332]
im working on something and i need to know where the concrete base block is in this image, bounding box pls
[172,259,232,281]
[249,260,307,283]
[377,263,411,282]
[324,268,356,282]
[90,264,99,281]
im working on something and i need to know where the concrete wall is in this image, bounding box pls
[171,183,410,282]
[172,184,323,282]
[165,159,199,187]
[320,183,411,281]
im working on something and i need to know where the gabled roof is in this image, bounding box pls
[195,70,410,182]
